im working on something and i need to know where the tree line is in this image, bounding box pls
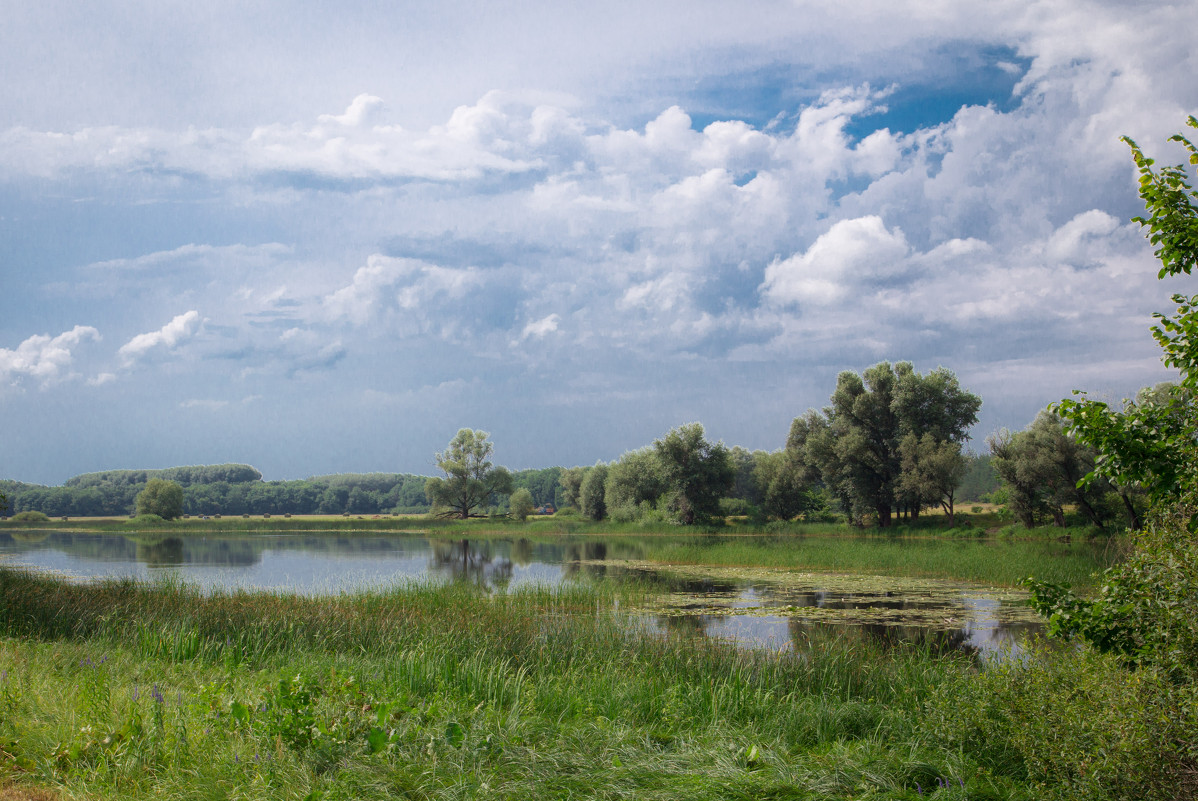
[0,469,430,518]
[26,358,1145,527]
[548,362,992,527]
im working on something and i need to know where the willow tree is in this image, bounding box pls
[653,422,733,524]
[789,362,980,526]
[425,429,513,519]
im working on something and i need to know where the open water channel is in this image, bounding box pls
[0,531,1051,659]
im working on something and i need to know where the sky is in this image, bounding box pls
[2,0,1197,485]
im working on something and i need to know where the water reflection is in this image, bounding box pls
[0,530,1046,658]
[429,539,514,588]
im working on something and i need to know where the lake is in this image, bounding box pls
[0,530,1050,658]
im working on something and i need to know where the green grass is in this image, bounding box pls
[1,566,1190,800]
[623,533,1122,589]
[0,569,982,800]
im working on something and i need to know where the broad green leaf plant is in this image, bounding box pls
[1031,118,1198,681]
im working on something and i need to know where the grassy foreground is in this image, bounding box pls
[0,568,1191,800]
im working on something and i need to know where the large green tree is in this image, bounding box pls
[652,423,733,525]
[790,362,980,526]
[424,429,513,519]
[897,433,968,527]
[557,467,586,510]
[989,412,1117,528]
[752,449,818,521]
[135,478,184,520]
[579,463,608,521]
[604,448,667,521]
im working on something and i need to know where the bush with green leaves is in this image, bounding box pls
[1028,505,1198,681]
[10,510,50,523]
[127,513,168,527]
[929,643,1198,800]
[508,487,535,521]
[958,117,1198,801]
[578,463,607,521]
[135,478,184,520]
[1029,118,1198,673]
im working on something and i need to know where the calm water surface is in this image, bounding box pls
[0,531,1048,657]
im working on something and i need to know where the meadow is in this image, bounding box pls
[0,522,1189,801]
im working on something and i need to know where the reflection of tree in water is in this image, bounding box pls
[6,531,51,544]
[134,536,184,567]
[182,538,260,567]
[560,541,610,580]
[122,535,262,568]
[428,539,513,588]
[657,613,717,639]
[977,617,1043,653]
[511,538,533,566]
[3,533,140,561]
[786,617,980,659]
[583,562,744,596]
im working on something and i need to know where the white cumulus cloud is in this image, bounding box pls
[761,216,911,307]
[0,326,100,388]
[520,313,561,341]
[118,311,203,363]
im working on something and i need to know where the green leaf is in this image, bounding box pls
[366,726,388,754]
[444,721,464,748]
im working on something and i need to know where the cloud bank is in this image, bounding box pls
[0,0,1195,482]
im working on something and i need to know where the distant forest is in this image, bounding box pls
[0,454,1000,519]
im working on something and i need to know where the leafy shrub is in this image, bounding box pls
[607,501,641,523]
[1027,506,1198,681]
[929,643,1198,800]
[718,497,754,517]
[509,487,535,521]
[11,510,49,523]
[552,506,580,519]
[634,503,675,526]
[135,478,184,520]
[127,514,166,526]
[799,508,842,524]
